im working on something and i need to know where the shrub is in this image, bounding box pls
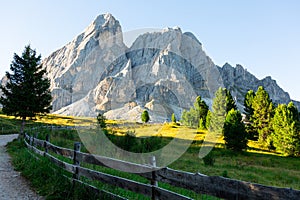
[141,110,150,123]
[203,152,215,166]
[97,113,107,128]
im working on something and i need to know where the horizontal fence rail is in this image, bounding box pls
[24,133,300,200]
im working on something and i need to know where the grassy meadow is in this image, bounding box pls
[1,114,300,199]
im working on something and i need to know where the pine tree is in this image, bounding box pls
[209,88,227,133]
[243,90,255,120]
[225,88,237,113]
[251,86,274,145]
[272,104,300,156]
[180,96,209,129]
[223,109,247,151]
[243,90,256,139]
[181,110,188,125]
[194,96,209,129]
[0,45,52,135]
[181,109,193,127]
[141,110,150,123]
[205,110,211,129]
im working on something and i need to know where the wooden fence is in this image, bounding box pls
[24,133,300,200]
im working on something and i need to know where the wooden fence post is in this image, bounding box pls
[73,142,81,180]
[30,136,33,146]
[44,134,50,154]
[34,133,38,147]
[150,155,158,200]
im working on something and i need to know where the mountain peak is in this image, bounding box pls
[37,13,299,120]
[183,32,202,46]
[83,13,121,37]
[93,13,116,25]
[162,26,182,33]
[222,62,233,69]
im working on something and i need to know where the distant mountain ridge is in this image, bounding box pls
[1,13,299,121]
[218,63,296,108]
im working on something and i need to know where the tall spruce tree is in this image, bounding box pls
[223,109,247,151]
[251,86,274,145]
[272,104,300,156]
[243,90,255,120]
[0,45,52,135]
[209,87,227,133]
[225,88,237,113]
[243,90,256,139]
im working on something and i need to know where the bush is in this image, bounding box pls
[97,113,107,129]
[141,110,150,123]
[202,152,215,166]
[222,170,229,178]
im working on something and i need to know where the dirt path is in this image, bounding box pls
[0,134,43,200]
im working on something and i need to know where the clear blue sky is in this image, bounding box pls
[1,0,300,100]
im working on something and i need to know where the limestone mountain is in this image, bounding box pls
[2,13,299,121]
[219,63,295,109]
[42,13,223,121]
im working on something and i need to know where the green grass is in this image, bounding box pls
[2,114,300,199]
[25,126,300,190]
[169,146,300,189]
[0,116,20,134]
[6,140,100,199]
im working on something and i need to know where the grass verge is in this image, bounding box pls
[3,114,300,198]
[7,139,101,199]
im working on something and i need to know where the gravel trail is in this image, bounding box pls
[0,134,43,200]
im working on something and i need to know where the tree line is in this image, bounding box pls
[181,86,300,156]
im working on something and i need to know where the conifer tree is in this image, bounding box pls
[209,87,227,133]
[0,45,52,135]
[223,109,247,151]
[272,104,300,156]
[194,96,209,129]
[243,90,256,139]
[225,88,237,113]
[205,110,211,129]
[180,96,208,129]
[243,90,255,120]
[251,86,274,145]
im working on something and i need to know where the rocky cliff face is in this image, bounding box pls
[43,14,225,121]
[42,13,127,112]
[3,13,298,121]
[219,63,292,109]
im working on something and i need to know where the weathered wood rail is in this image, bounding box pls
[24,133,300,200]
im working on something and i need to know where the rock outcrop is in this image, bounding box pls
[42,13,127,112]
[219,63,292,109]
